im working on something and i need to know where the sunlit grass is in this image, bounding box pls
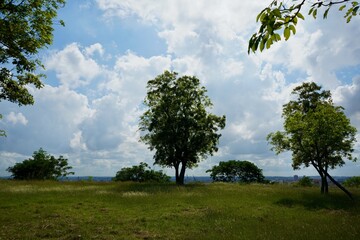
[0,180,359,239]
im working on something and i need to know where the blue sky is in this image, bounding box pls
[1,0,360,177]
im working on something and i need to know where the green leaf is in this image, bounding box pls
[273,8,282,18]
[289,25,296,35]
[312,9,318,19]
[297,12,305,20]
[339,5,347,11]
[266,38,272,49]
[274,33,281,41]
[324,8,330,19]
[293,16,298,25]
[346,15,352,23]
[354,6,359,14]
[284,27,290,41]
[308,8,314,15]
[260,39,266,52]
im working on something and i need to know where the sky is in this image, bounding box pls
[1,0,360,177]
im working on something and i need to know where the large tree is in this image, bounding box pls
[139,71,226,185]
[267,82,357,198]
[0,0,65,134]
[7,148,74,180]
[248,0,359,53]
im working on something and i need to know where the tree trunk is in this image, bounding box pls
[320,176,329,194]
[177,162,187,185]
[324,164,329,194]
[324,171,353,200]
[174,162,180,185]
[311,160,353,199]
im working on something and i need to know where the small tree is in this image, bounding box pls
[296,176,313,187]
[343,176,360,188]
[7,148,74,180]
[267,82,357,198]
[139,71,226,185]
[113,162,170,183]
[206,160,265,183]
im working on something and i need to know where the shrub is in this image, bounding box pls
[343,176,360,188]
[113,162,170,183]
[296,176,313,187]
[7,148,74,180]
[206,160,265,183]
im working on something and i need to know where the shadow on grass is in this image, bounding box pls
[275,191,360,212]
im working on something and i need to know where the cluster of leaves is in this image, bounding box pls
[206,160,266,183]
[113,162,171,183]
[249,0,359,53]
[0,0,65,105]
[295,176,313,187]
[343,176,360,187]
[7,148,74,180]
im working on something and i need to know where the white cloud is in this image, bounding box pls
[85,43,105,57]
[46,43,102,88]
[6,112,28,125]
[1,1,360,177]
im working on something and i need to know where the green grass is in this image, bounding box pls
[0,181,359,240]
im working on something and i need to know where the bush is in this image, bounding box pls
[113,162,171,183]
[206,160,265,183]
[7,148,74,180]
[343,176,360,187]
[296,176,313,187]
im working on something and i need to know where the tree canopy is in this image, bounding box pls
[7,148,74,180]
[267,82,357,198]
[0,0,65,135]
[206,160,266,183]
[139,71,226,185]
[113,162,171,183]
[248,0,359,53]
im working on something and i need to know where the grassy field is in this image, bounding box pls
[0,180,359,240]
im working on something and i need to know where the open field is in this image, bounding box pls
[0,180,359,240]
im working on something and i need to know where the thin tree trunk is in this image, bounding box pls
[174,162,180,185]
[324,164,329,194]
[177,162,187,185]
[323,171,353,200]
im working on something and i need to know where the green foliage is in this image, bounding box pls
[206,160,265,183]
[343,176,360,187]
[296,176,313,187]
[6,148,74,180]
[267,82,357,197]
[113,162,171,183]
[0,0,65,135]
[249,0,359,53]
[139,71,226,185]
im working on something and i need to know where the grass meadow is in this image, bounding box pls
[0,180,359,240]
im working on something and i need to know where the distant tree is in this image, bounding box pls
[343,176,360,188]
[267,82,357,199]
[0,0,65,135]
[296,176,313,187]
[206,160,266,183]
[139,71,226,185]
[113,162,171,183]
[7,148,74,180]
[248,0,359,53]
